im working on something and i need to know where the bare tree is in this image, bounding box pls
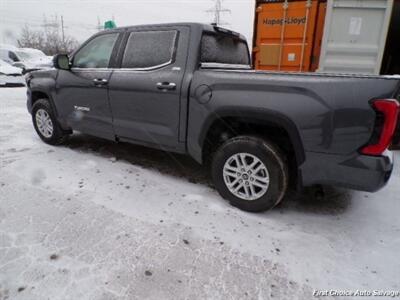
[17,25,45,50]
[17,18,79,55]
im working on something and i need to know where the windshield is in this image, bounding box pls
[22,49,46,58]
[15,51,35,60]
[200,32,250,65]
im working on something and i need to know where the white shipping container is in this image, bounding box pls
[318,0,394,74]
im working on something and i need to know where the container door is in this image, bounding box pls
[310,1,327,71]
[318,0,394,74]
[253,0,321,72]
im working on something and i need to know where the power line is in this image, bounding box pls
[42,14,59,29]
[206,0,231,26]
[0,14,99,31]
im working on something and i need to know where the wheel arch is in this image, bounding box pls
[197,107,305,187]
[29,89,58,117]
[31,90,50,104]
[29,88,71,132]
[200,108,304,159]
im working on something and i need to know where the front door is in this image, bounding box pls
[108,27,189,150]
[54,32,120,140]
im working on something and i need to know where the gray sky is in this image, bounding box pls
[0,0,255,47]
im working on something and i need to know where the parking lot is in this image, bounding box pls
[0,87,399,300]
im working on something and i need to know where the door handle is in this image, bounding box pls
[156,82,176,91]
[93,78,108,86]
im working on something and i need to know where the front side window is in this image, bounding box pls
[73,33,118,68]
[122,30,177,69]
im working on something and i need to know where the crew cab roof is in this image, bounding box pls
[97,22,247,41]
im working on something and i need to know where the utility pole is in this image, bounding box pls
[96,16,103,31]
[61,15,65,44]
[206,0,231,26]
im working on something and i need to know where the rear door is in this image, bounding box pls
[55,32,120,140]
[108,26,189,150]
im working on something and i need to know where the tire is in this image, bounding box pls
[32,98,68,145]
[211,136,289,212]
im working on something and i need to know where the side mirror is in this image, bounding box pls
[53,54,70,70]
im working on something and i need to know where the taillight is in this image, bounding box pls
[361,99,400,156]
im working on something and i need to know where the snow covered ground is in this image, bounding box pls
[0,87,399,300]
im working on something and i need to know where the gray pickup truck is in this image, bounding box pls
[26,23,400,212]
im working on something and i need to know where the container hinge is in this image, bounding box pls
[299,0,312,72]
[278,0,289,70]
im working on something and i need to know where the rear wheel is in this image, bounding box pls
[32,99,68,145]
[211,136,288,212]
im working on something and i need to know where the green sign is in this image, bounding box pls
[104,20,117,29]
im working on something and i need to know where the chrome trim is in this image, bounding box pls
[200,62,252,70]
[70,30,178,73]
[156,82,176,90]
[114,61,173,72]
[74,105,90,112]
[71,68,111,72]
[71,60,174,73]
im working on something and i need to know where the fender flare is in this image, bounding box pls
[28,88,59,117]
[198,106,306,165]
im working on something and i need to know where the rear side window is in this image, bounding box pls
[201,33,250,65]
[122,31,177,69]
[73,33,118,68]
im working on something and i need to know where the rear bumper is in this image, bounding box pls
[300,151,394,192]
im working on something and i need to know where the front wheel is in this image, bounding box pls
[211,136,289,212]
[32,99,68,145]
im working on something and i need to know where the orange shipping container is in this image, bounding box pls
[253,0,326,72]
